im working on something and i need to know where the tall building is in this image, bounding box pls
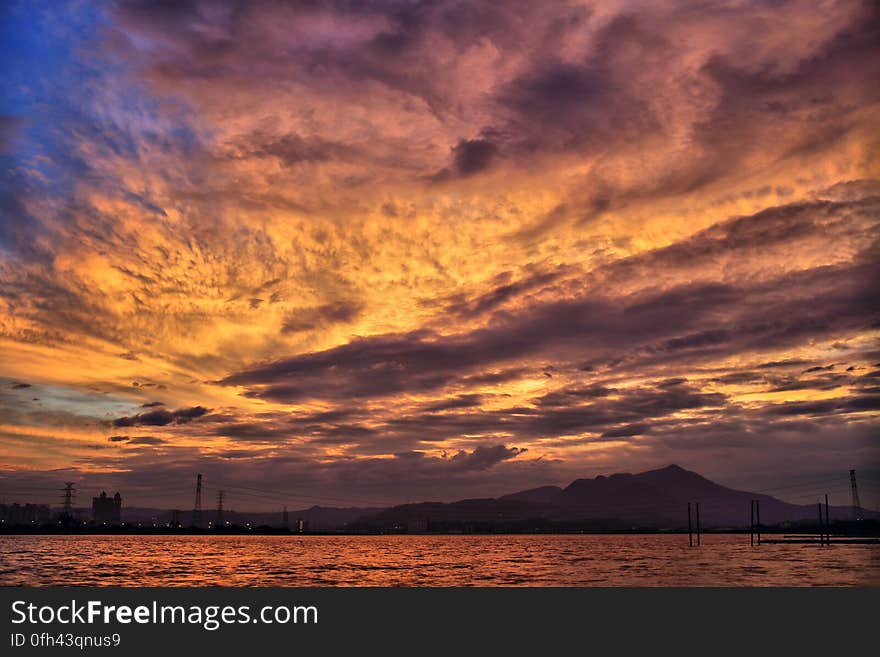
[92,491,122,524]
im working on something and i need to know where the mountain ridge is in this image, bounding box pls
[360,464,868,529]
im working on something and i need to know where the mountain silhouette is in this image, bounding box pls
[361,464,861,529]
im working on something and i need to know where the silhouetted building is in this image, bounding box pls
[410,518,429,533]
[0,503,52,526]
[92,491,122,524]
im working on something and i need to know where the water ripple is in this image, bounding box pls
[0,534,877,586]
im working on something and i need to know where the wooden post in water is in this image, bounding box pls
[696,502,701,546]
[818,502,824,546]
[823,497,829,545]
[750,499,755,546]
[825,494,830,547]
[756,499,761,545]
[687,502,693,547]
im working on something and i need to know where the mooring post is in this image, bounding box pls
[688,501,693,547]
[756,499,761,545]
[822,499,828,545]
[696,502,701,546]
[750,499,755,546]
[818,502,824,546]
[825,493,831,546]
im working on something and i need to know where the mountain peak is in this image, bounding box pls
[645,464,703,479]
[363,463,862,529]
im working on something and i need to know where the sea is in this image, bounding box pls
[1,534,877,586]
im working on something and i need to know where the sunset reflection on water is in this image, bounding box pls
[1,534,877,587]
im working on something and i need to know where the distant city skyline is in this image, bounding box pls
[1,0,878,509]
[1,464,877,515]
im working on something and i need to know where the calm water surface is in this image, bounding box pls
[1,534,877,586]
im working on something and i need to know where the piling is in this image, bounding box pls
[750,499,755,546]
[687,502,693,547]
[824,494,830,547]
[756,499,761,545]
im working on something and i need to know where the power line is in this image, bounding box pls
[208,480,391,508]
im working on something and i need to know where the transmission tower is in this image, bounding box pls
[850,469,863,521]
[192,473,203,527]
[59,482,76,525]
[61,482,75,512]
[216,490,224,526]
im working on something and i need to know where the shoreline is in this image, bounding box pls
[2,527,877,538]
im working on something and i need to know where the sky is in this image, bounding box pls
[0,0,878,511]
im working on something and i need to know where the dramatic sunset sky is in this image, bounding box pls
[1,0,878,510]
